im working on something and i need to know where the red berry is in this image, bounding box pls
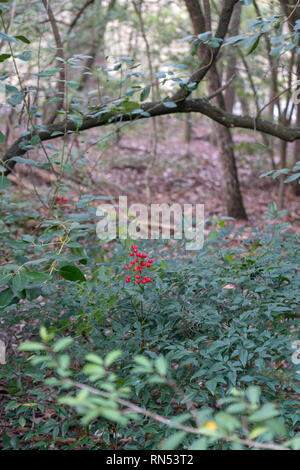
[125,266,128,270]
[126,279,130,283]
[130,253,134,256]
[143,254,147,258]
[135,258,139,262]
[142,280,147,284]
[148,259,153,263]
[136,280,141,284]
[142,262,146,266]
[136,275,141,279]
[147,263,151,267]
[134,248,138,253]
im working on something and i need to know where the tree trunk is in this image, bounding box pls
[208,65,247,218]
[184,0,247,219]
[279,0,300,196]
[224,1,241,113]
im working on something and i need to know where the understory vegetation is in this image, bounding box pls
[0,0,300,451]
[1,194,299,449]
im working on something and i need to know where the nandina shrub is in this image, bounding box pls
[0,216,299,449]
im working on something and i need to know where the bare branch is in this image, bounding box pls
[68,0,95,34]
[206,73,236,101]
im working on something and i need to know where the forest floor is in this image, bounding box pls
[11,116,300,232]
[87,118,300,232]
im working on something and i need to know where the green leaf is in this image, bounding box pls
[215,412,240,432]
[85,353,103,365]
[68,114,83,128]
[0,174,11,190]
[247,34,262,55]
[155,356,168,376]
[52,337,73,353]
[285,173,300,183]
[161,431,186,450]
[59,265,85,282]
[14,35,31,44]
[67,81,79,89]
[163,101,177,108]
[189,437,208,450]
[134,355,153,370]
[15,50,31,61]
[249,426,268,439]
[0,274,11,287]
[0,287,14,307]
[19,416,26,427]
[12,270,50,291]
[0,32,17,43]
[11,157,40,167]
[0,54,11,63]
[249,403,279,422]
[140,84,151,101]
[12,271,28,291]
[19,342,46,352]
[35,68,61,78]
[246,386,261,405]
[7,91,24,106]
[205,378,218,395]
[83,364,105,377]
[104,350,121,367]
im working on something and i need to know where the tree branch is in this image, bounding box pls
[4,97,300,174]
[68,0,95,34]
[170,0,239,102]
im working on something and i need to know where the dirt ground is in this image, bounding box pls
[12,117,300,233]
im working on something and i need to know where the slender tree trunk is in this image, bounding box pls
[279,140,288,209]
[208,65,247,218]
[293,42,300,196]
[224,1,241,113]
[279,0,300,196]
[78,0,116,91]
[184,0,247,218]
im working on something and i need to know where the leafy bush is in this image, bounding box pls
[0,196,299,449]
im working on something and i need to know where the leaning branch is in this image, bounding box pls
[170,0,240,102]
[3,98,300,174]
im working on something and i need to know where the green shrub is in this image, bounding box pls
[0,198,299,449]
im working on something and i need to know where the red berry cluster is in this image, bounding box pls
[124,244,153,285]
[57,197,70,209]
[45,197,71,217]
